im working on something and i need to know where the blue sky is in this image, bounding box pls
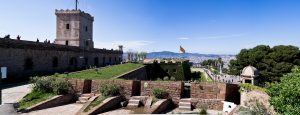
[1,0,300,54]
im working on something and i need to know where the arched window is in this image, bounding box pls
[24,58,33,70]
[85,58,88,65]
[85,41,89,46]
[65,40,69,46]
[69,57,77,66]
[66,24,70,29]
[102,57,106,66]
[109,57,112,64]
[85,26,88,32]
[52,57,58,68]
[94,57,99,66]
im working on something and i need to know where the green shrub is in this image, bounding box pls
[30,76,70,95]
[30,76,55,93]
[267,66,300,114]
[152,88,168,99]
[99,84,121,97]
[170,76,176,81]
[156,78,162,81]
[163,76,169,81]
[52,78,70,94]
[199,108,207,115]
[239,83,267,92]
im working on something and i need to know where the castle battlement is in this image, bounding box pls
[55,9,94,21]
[0,38,122,54]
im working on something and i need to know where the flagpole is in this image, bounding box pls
[75,0,78,10]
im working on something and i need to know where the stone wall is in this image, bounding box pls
[225,84,240,104]
[67,78,91,94]
[140,81,183,103]
[91,80,140,98]
[26,94,73,112]
[191,82,226,100]
[115,66,147,80]
[190,99,224,110]
[190,82,240,110]
[0,39,122,83]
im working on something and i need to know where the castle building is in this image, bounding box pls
[0,9,123,82]
[143,59,191,80]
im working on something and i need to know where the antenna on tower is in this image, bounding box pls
[75,0,79,10]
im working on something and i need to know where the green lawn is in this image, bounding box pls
[199,71,213,82]
[61,63,144,80]
[19,91,56,110]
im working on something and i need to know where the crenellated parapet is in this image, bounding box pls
[55,9,94,21]
[0,38,122,54]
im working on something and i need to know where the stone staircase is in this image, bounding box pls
[127,97,141,108]
[179,98,192,111]
[76,93,94,104]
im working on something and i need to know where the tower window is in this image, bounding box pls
[66,24,70,29]
[66,40,69,46]
[85,41,89,46]
[173,69,177,73]
[24,58,33,70]
[85,26,88,32]
[69,57,77,66]
[52,57,58,68]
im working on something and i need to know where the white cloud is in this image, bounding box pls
[94,40,154,51]
[198,33,248,40]
[178,37,190,40]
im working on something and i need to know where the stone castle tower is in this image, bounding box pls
[54,9,94,49]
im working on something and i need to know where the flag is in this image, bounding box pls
[180,46,186,53]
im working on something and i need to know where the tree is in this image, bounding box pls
[267,66,300,114]
[229,45,300,83]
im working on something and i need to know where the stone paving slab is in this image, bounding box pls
[0,104,18,115]
[2,84,32,104]
[20,103,84,115]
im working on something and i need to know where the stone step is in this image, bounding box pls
[129,99,140,104]
[127,103,139,108]
[180,98,191,102]
[81,93,93,97]
[179,102,191,107]
[178,106,192,111]
[76,100,88,104]
[131,97,142,100]
[79,96,90,101]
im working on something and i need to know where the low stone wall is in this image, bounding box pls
[67,78,91,94]
[140,81,183,103]
[25,94,73,112]
[191,99,223,110]
[190,82,226,110]
[91,80,140,99]
[86,96,124,115]
[149,99,171,114]
[115,66,147,80]
[190,82,226,100]
[240,90,276,114]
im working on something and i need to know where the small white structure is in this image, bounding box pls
[222,101,237,113]
[241,65,259,85]
[1,67,7,79]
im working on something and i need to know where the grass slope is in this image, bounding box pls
[19,91,56,110]
[62,63,144,80]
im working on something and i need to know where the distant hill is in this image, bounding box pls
[124,51,236,63]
